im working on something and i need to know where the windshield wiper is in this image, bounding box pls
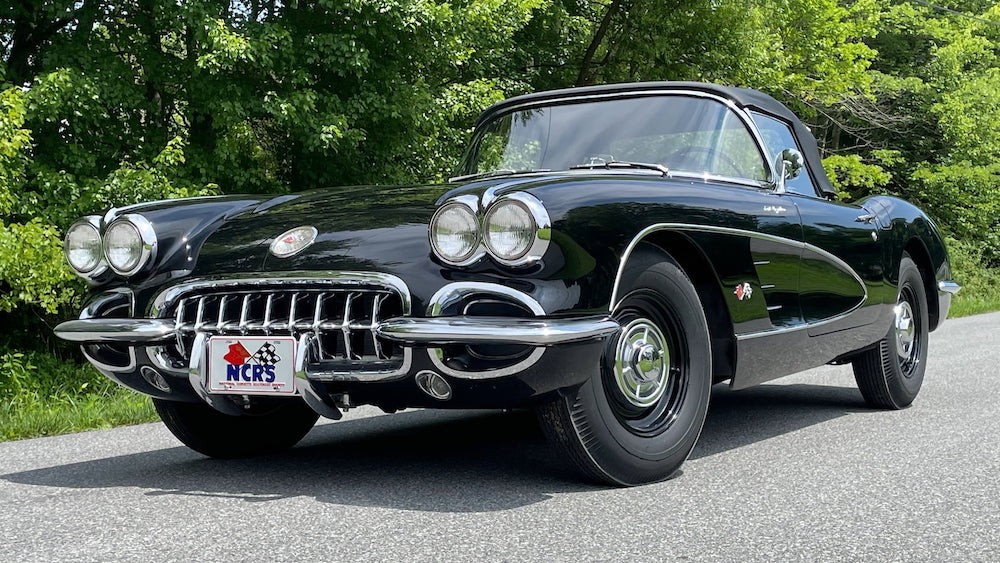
[448,169,550,183]
[569,160,670,176]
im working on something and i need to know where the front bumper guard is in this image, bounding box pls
[54,316,621,347]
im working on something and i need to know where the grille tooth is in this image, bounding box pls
[342,292,356,360]
[164,287,403,377]
[372,293,386,359]
[238,295,251,332]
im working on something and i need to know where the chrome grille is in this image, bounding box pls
[161,287,406,377]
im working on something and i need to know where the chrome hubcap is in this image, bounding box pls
[894,301,915,360]
[614,319,669,408]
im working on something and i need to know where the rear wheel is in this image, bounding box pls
[537,246,712,485]
[852,253,929,409]
[153,398,319,458]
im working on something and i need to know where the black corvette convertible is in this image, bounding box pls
[56,82,959,485]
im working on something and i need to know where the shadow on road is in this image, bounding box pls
[2,382,867,512]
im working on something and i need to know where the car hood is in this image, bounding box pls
[192,184,448,277]
[194,170,693,276]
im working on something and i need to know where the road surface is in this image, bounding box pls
[2,312,998,561]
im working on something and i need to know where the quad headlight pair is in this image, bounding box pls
[65,214,157,278]
[430,192,550,267]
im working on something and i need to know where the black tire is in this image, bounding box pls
[537,245,712,486]
[852,253,929,409]
[153,398,319,458]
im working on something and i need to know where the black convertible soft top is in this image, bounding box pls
[476,81,835,198]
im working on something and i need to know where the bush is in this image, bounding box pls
[946,238,1000,318]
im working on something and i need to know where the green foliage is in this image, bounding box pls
[822,154,892,200]
[909,163,1000,265]
[0,220,79,314]
[0,87,29,214]
[945,238,1000,318]
[934,68,1000,165]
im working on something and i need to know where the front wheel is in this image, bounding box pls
[153,398,319,458]
[537,247,712,485]
[852,253,929,409]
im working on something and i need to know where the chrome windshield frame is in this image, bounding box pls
[458,90,777,188]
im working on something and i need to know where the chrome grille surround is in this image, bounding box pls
[149,272,412,381]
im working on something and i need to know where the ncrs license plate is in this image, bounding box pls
[207,336,297,395]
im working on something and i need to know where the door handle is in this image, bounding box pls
[855,213,877,224]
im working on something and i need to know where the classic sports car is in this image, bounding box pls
[55,82,959,485]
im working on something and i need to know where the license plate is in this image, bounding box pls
[207,336,297,395]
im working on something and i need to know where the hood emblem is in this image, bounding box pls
[270,226,318,258]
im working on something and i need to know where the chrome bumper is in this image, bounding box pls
[938,280,961,295]
[54,315,621,347]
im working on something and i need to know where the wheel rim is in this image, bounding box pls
[604,291,688,436]
[613,319,670,408]
[894,286,921,378]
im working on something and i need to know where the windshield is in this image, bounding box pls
[462,95,769,183]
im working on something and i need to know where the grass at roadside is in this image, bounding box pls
[949,293,1000,317]
[1,351,157,442]
[946,239,1000,318]
[1,388,156,441]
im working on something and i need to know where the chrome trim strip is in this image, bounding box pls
[427,282,547,316]
[149,271,412,317]
[378,316,619,346]
[610,223,870,339]
[938,281,961,295]
[80,287,134,319]
[429,347,545,380]
[55,319,176,343]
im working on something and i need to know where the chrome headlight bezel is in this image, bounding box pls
[103,214,157,277]
[482,192,550,267]
[64,215,107,277]
[429,196,484,267]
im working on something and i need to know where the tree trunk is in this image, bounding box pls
[576,0,623,86]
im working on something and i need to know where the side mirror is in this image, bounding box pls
[773,148,803,193]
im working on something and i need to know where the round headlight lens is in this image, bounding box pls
[65,220,103,274]
[484,200,536,261]
[431,202,480,264]
[104,220,143,273]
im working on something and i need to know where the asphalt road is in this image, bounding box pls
[2,312,998,562]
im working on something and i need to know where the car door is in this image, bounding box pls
[752,112,884,333]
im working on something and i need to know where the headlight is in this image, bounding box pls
[103,214,157,276]
[484,200,535,261]
[430,199,482,266]
[65,217,104,275]
[482,193,550,267]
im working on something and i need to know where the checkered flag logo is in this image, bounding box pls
[252,342,281,366]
